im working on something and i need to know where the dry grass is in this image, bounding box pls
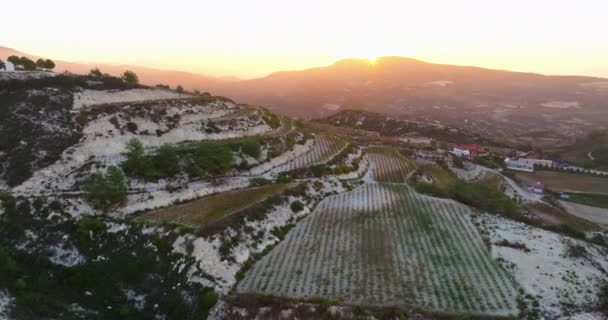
[139,183,292,228]
[525,203,597,231]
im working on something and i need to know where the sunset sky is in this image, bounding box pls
[2,0,607,78]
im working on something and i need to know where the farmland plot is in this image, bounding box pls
[139,183,291,228]
[238,183,518,316]
[418,164,456,187]
[366,147,416,182]
[272,135,349,172]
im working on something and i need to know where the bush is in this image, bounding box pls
[263,112,281,129]
[276,173,293,184]
[310,164,329,177]
[121,70,139,84]
[240,139,262,159]
[200,289,219,314]
[250,177,271,187]
[290,200,304,213]
[83,166,128,212]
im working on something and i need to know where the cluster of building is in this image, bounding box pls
[504,151,553,172]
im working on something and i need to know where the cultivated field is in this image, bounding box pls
[417,164,456,187]
[238,183,518,316]
[366,147,416,182]
[273,135,349,172]
[139,183,291,227]
[515,171,608,194]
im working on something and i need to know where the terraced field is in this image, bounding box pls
[273,135,349,172]
[366,147,416,182]
[238,183,518,316]
[139,183,291,227]
[418,164,457,187]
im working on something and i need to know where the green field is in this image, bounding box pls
[139,183,292,227]
[565,193,608,209]
[515,171,608,194]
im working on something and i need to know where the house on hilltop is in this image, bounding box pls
[0,61,15,72]
[451,144,487,158]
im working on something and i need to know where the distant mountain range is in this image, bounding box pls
[4,46,608,147]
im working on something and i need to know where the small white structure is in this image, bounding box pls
[0,61,15,72]
[504,158,534,172]
[518,158,553,168]
[452,147,470,157]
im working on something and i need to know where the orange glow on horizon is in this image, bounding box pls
[1,0,607,78]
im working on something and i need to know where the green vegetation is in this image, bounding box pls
[238,184,518,314]
[414,178,519,218]
[473,155,503,169]
[564,193,608,209]
[239,138,262,158]
[35,58,55,70]
[121,70,139,84]
[262,111,281,129]
[121,138,236,180]
[89,67,103,77]
[83,166,128,212]
[7,55,37,71]
[290,200,304,213]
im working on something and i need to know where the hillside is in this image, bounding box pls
[212,57,608,147]
[5,46,608,148]
[2,69,608,320]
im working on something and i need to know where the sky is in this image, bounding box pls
[2,0,608,78]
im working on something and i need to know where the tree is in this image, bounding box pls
[156,144,180,177]
[89,68,103,77]
[19,57,36,71]
[122,138,146,176]
[0,59,5,70]
[83,166,128,212]
[121,70,139,84]
[7,55,20,65]
[176,85,184,93]
[36,58,46,70]
[44,59,55,70]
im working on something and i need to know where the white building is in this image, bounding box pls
[518,158,553,168]
[0,61,15,72]
[504,158,534,172]
[451,147,470,157]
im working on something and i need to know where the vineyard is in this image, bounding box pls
[237,183,518,316]
[273,134,349,172]
[366,147,416,182]
[139,183,291,228]
[417,164,457,187]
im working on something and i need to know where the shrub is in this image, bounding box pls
[240,139,262,159]
[89,68,103,77]
[310,164,329,177]
[200,289,219,314]
[121,70,139,84]
[276,173,293,184]
[290,200,304,213]
[250,177,271,187]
